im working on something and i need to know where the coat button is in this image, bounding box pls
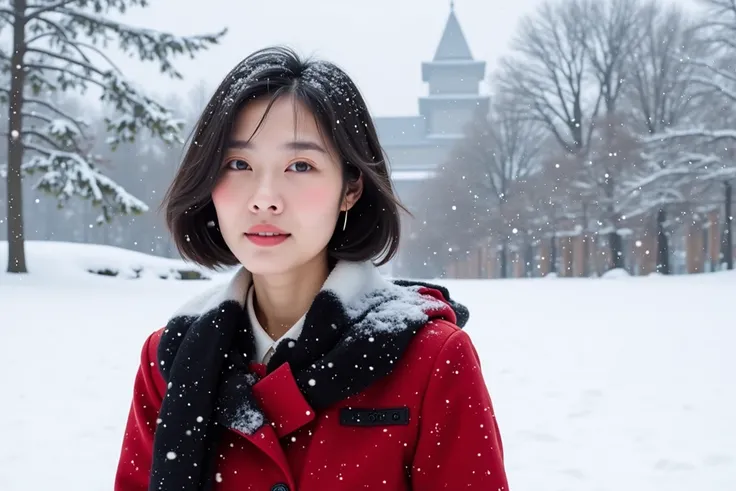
[271,484,289,491]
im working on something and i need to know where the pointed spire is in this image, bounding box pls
[433,3,473,61]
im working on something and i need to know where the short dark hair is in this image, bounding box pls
[163,46,407,269]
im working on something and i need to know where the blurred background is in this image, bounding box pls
[1,0,734,490]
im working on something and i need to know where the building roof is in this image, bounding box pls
[433,6,473,61]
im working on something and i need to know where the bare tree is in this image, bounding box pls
[401,102,545,278]
[496,0,600,156]
[581,0,644,115]
[0,0,225,273]
[454,102,546,277]
[496,0,647,270]
[626,4,702,136]
[576,0,649,269]
[399,160,482,279]
[504,147,577,275]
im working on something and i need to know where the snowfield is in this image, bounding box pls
[1,241,734,490]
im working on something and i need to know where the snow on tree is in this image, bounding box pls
[638,0,736,270]
[0,0,226,273]
[616,2,705,274]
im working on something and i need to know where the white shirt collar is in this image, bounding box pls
[246,285,306,363]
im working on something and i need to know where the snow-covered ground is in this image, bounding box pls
[1,241,734,490]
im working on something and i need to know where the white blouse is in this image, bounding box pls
[246,284,306,364]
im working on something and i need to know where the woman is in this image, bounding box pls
[115,46,509,491]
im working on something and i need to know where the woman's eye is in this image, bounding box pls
[287,161,313,173]
[227,159,250,171]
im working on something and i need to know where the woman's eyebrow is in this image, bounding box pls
[226,139,327,154]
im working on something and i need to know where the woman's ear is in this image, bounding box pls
[342,174,364,211]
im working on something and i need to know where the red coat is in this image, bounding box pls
[115,283,509,491]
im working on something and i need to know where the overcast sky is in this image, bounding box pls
[109,0,549,117]
[101,0,698,118]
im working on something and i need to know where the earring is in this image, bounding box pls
[342,209,348,231]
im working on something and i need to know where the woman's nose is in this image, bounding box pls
[247,176,283,214]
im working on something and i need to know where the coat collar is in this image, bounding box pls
[168,259,465,333]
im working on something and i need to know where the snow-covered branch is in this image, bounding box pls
[22,61,107,90]
[100,71,184,147]
[22,111,53,123]
[20,61,183,148]
[686,58,736,86]
[623,192,688,221]
[55,7,226,79]
[688,74,736,104]
[22,142,149,224]
[26,0,78,20]
[25,96,89,136]
[25,46,109,77]
[25,129,69,151]
[642,128,736,145]
[26,13,81,49]
[625,158,715,192]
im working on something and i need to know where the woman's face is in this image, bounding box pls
[212,95,361,276]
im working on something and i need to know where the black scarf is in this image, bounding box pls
[149,261,468,491]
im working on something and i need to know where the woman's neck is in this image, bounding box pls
[250,253,331,340]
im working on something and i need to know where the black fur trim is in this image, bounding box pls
[266,290,427,410]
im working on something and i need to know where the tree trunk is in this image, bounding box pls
[656,208,670,274]
[524,239,534,278]
[608,230,623,269]
[581,203,589,277]
[722,180,733,270]
[7,1,27,273]
[500,239,508,279]
[549,204,557,274]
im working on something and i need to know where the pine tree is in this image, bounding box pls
[0,0,226,273]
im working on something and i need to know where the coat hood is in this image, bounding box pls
[390,278,469,328]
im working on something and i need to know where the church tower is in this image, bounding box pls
[419,3,489,137]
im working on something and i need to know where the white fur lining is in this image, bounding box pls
[170,260,391,320]
[171,267,252,318]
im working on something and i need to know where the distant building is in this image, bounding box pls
[376,4,488,208]
[374,4,489,275]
